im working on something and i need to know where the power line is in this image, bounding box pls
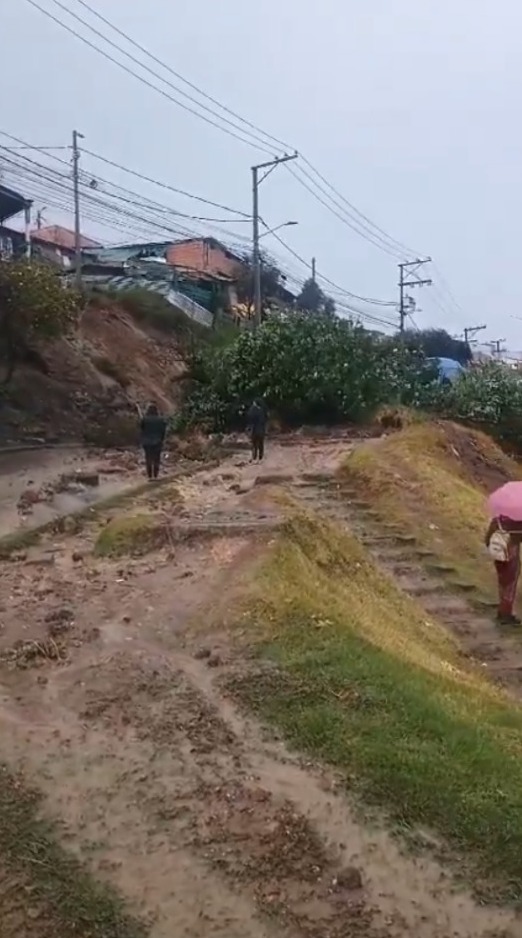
[71,0,292,153]
[0,128,250,219]
[25,0,278,157]
[43,0,415,259]
[23,0,423,263]
[66,0,420,259]
[286,165,405,261]
[0,130,417,326]
[266,224,396,309]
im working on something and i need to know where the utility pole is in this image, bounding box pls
[463,324,486,347]
[398,258,432,334]
[311,257,316,283]
[72,129,84,291]
[491,338,506,359]
[252,152,298,328]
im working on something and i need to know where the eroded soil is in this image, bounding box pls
[0,435,520,937]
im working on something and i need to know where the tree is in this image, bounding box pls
[400,328,472,365]
[0,260,80,383]
[297,278,336,317]
[235,252,285,313]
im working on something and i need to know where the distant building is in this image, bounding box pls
[166,237,245,280]
[0,183,32,258]
[31,225,101,268]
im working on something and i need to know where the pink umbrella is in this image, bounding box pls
[488,482,522,521]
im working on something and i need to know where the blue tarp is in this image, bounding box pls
[426,357,465,383]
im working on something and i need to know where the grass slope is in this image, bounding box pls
[340,420,521,600]
[231,509,522,902]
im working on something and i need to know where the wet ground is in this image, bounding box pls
[0,446,143,539]
[0,435,518,937]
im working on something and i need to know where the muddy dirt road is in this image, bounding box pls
[0,435,519,938]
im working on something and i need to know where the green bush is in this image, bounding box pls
[176,313,427,431]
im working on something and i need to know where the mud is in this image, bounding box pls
[0,436,519,937]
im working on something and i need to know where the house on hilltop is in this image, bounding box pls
[31,225,101,268]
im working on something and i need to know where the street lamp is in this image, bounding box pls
[259,221,298,240]
[252,153,298,328]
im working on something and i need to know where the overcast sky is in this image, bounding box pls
[3,0,521,349]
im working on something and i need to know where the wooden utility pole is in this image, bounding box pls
[251,152,298,328]
[398,258,432,333]
[463,324,486,346]
[72,129,84,290]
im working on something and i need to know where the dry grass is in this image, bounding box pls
[229,507,522,902]
[339,420,521,599]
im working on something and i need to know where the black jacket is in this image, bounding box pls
[246,403,267,435]
[140,414,167,447]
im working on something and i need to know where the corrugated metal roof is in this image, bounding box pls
[0,184,31,224]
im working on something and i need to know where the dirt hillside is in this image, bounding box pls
[0,301,191,446]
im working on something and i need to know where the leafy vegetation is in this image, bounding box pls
[401,327,472,365]
[0,259,79,382]
[177,312,428,430]
[176,310,522,447]
[296,277,336,317]
[230,508,522,902]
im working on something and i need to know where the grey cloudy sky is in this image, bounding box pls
[3,0,521,348]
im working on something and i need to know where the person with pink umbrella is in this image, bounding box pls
[486,482,522,625]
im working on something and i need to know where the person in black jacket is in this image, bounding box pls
[140,403,167,479]
[246,399,267,462]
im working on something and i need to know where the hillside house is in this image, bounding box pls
[31,225,101,268]
[0,183,32,258]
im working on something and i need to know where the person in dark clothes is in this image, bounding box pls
[140,403,167,479]
[246,399,267,462]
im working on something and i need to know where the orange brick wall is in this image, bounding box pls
[166,240,243,279]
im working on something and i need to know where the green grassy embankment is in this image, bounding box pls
[229,507,522,902]
[340,420,521,602]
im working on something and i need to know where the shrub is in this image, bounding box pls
[0,260,79,382]
[176,313,426,432]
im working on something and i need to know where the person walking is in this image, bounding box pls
[140,403,167,480]
[485,516,522,625]
[246,399,267,463]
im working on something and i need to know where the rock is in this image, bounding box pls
[45,607,74,637]
[229,480,255,495]
[334,866,363,891]
[194,647,211,660]
[61,471,100,488]
[25,551,55,567]
[207,653,222,668]
[255,473,294,486]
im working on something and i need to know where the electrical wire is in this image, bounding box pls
[0,128,250,219]
[0,131,401,326]
[25,0,277,157]
[264,223,397,310]
[67,0,424,261]
[24,0,423,262]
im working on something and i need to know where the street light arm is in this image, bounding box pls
[259,220,298,240]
